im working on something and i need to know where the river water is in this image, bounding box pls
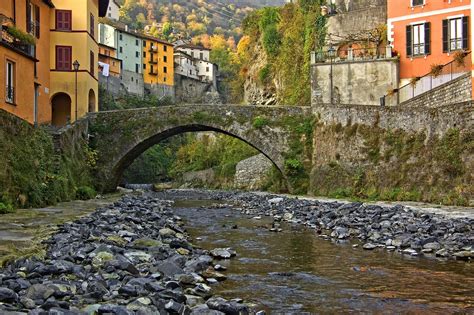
[173,199,474,314]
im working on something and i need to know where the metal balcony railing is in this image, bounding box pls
[5,86,14,103]
[381,51,471,106]
[1,25,35,57]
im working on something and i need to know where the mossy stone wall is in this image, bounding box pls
[0,110,94,208]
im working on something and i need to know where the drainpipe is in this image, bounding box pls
[12,0,16,24]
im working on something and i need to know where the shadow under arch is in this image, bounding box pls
[111,124,286,190]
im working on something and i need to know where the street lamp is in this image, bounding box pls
[328,45,336,105]
[73,60,80,122]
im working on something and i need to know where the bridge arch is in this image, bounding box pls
[112,124,284,190]
[88,105,311,192]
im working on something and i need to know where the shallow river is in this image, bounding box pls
[173,200,474,314]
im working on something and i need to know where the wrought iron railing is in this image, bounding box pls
[381,51,471,106]
[5,86,14,103]
[0,25,35,57]
[311,46,393,64]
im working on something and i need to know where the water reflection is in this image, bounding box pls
[173,201,474,314]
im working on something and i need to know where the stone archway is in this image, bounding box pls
[87,105,312,192]
[88,89,96,113]
[51,93,71,127]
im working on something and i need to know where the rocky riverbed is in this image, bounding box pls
[157,190,474,261]
[0,190,472,314]
[0,195,251,314]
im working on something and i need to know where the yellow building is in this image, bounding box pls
[49,0,109,126]
[142,35,174,86]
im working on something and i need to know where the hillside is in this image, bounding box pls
[116,0,286,42]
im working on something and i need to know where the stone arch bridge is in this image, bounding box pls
[87,105,312,192]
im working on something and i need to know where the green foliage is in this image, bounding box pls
[6,26,36,45]
[262,25,281,56]
[235,1,327,105]
[258,65,272,84]
[123,139,183,184]
[75,186,97,200]
[285,158,304,174]
[252,116,269,129]
[170,134,259,186]
[0,202,14,214]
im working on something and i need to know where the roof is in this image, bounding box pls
[140,34,174,47]
[99,0,110,18]
[42,0,55,8]
[176,44,211,51]
[99,43,116,50]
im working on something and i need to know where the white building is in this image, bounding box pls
[174,50,218,90]
[175,44,211,62]
[106,0,120,20]
[174,51,199,80]
[196,59,218,89]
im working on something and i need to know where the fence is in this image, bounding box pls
[311,46,393,64]
[382,51,471,106]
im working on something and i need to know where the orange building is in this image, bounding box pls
[99,43,121,77]
[388,0,471,85]
[0,0,53,125]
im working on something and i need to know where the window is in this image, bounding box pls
[164,56,167,62]
[443,17,469,52]
[90,51,94,76]
[119,47,123,53]
[163,66,167,73]
[164,45,167,52]
[119,33,123,41]
[191,51,195,57]
[136,39,139,46]
[164,77,166,82]
[411,0,424,6]
[5,60,15,104]
[108,13,111,18]
[90,13,95,38]
[136,51,139,58]
[200,52,204,60]
[56,46,72,70]
[206,66,209,72]
[135,64,139,73]
[28,3,40,38]
[56,10,72,31]
[406,23,430,57]
[143,52,146,58]
[143,64,146,69]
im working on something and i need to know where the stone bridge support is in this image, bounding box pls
[87,105,312,192]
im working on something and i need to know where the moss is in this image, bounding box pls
[76,186,97,200]
[310,123,474,206]
[252,116,269,129]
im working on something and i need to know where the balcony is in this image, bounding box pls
[1,25,35,58]
[148,46,158,53]
[148,57,158,64]
[148,69,158,75]
[311,46,393,65]
[5,86,15,104]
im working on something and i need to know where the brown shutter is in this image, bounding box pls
[462,16,469,50]
[406,25,412,57]
[64,11,71,30]
[56,11,63,29]
[90,51,94,76]
[442,19,449,52]
[26,0,31,33]
[424,22,430,55]
[56,46,63,69]
[35,5,40,38]
[64,47,71,70]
